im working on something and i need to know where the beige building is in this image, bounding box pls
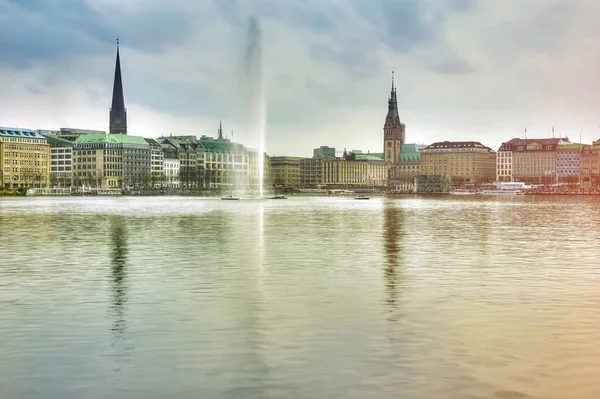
[0,127,50,189]
[420,141,496,184]
[270,156,304,188]
[499,138,569,184]
[322,158,387,187]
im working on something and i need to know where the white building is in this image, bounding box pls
[164,158,180,188]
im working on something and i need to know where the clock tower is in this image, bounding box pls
[109,38,127,135]
[383,71,405,164]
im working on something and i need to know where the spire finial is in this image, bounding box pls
[116,37,119,47]
[392,70,395,91]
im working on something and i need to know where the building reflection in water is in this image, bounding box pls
[109,216,128,341]
[382,201,405,321]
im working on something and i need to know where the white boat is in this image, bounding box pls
[221,195,240,200]
[478,190,521,196]
[450,190,476,195]
[354,196,370,200]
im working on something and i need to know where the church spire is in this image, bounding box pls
[217,120,224,141]
[385,70,400,127]
[109,37,127,134]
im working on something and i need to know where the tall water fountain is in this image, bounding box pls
[243,17,266,197]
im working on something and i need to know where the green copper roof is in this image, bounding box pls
[199,140,246,153]
[399,143,421,161]
[75,134,148,145]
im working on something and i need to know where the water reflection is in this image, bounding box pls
[382,201,404,317]
[109,216,128,340]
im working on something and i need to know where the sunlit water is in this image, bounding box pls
[1,195,599,399]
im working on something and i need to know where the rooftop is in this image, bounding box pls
[0,127,46,139]
[424,141,493,151]
[75,133,148,145]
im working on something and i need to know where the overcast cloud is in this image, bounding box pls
[1,0,600,155]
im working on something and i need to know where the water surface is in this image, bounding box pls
[1,195,599,398]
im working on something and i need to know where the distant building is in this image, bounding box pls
[499,138,569,184]
[383,71,405,164]
[581,139,600,186]
[72,134,150,188]
[46,135,74,187]
[415,175,452,192]
[299,158,323,187]
[145,138,165,180]
[421,141,496,184]
[0,127,50,189]
[389,143,421,190]
[313,146,335,158]
[156,123,253,190]
[556,143,583,184]
[321,157,387,187]
[270,156,304,188]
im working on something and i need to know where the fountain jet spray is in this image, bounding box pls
[244,17,265,197]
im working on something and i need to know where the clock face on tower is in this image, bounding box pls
[115,118,121,125]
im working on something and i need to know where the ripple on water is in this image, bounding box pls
[0,195,600,399]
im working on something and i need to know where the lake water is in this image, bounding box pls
[1,195,599,399]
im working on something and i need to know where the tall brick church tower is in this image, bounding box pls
[383,71,405,164]
[109,38,127,135]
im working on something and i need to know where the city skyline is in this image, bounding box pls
[2,1,600,156]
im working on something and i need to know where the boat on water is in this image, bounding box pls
[478,190,522,196]
[267,195,287,199]
[221,195,240,200]
[355,196,370,200]
[450,190,476,195]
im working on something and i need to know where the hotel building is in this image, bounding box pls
[0,127,50,189]
[420,141,496,184]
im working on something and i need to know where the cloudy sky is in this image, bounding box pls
[1,0,600,156]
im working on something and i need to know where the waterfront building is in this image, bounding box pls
[496,142,513,182]
[46,135,74,187]
[0,127,50,189]
[500,138,569,184]
[420,141,496,184]
[389,143,421,190]
[313,146,335,158]
[556,143,583,184]
[156,124,252,190]
[383,72,405,164]
[415,175,452,192]
[321,157,387,187]
[145,138,164,183]
[109,39,127,135]
[163,157,180,188]
[72,134,150,188]
[581,139,600,186]
[299,157,323,187]
[270,156,304,188]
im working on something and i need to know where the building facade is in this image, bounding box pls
[0,127,50,189]
[389,143,421,190]
[383,72,405,164]
[46,135,74,187]
[581,140,600,186]
[502,138,569,184]
[556,143,583,184]
[321,158,387,187]
[299,158,323,187]
[420,141,496,184]
[164,157,180,188]
[72,134,150,188]
[145,138,165,183]
[270,156,304,188]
